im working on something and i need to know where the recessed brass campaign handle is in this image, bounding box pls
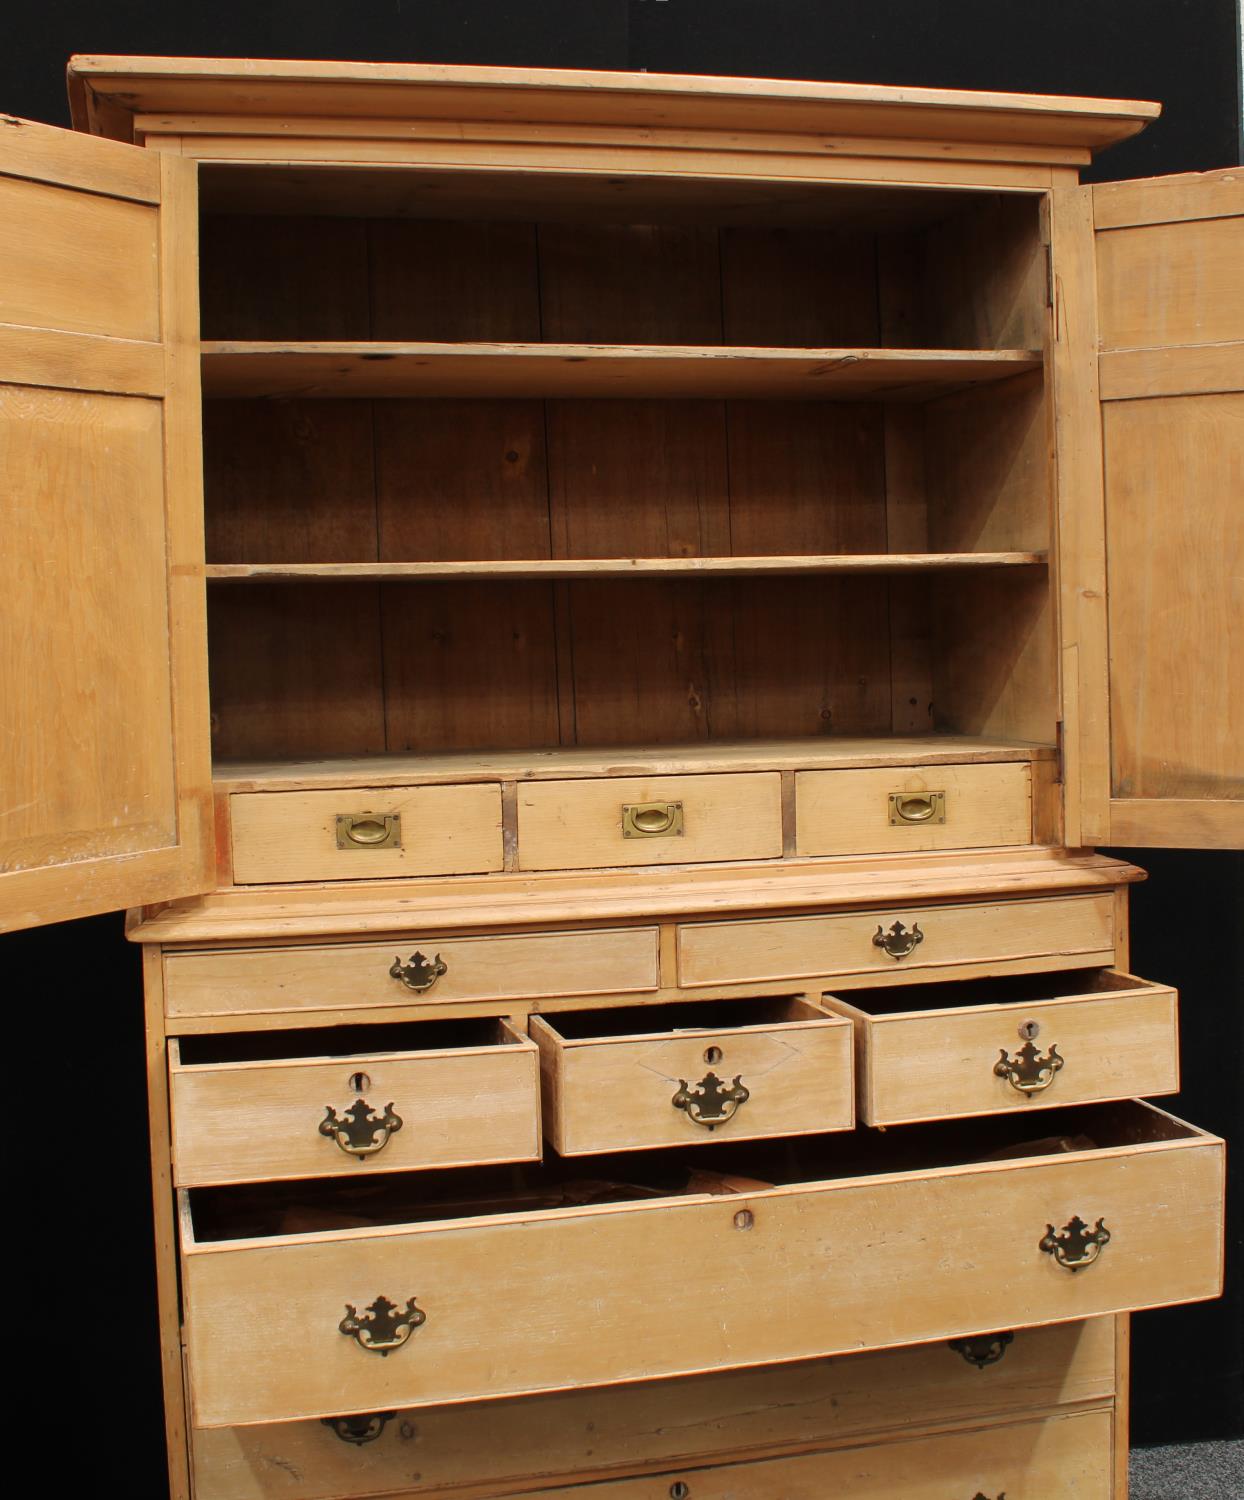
[888,791,945,825]
[336,813,401,849]
[389,951,447,992]
[1040,1215,1110,1271]
[995,1041,1064,1094]
[622,801,684,838]
[339,1296,425,1354]
[320,1099,403,1158]
[671,1070,750,1129]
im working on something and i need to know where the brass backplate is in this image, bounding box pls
[621,801,685,838]
[336,812,402,849]
[888,790,946,825]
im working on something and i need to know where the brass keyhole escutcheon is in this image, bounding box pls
[621,801,684,838]
[348,1071,371,1094]
[888,790,945,825]
[670,1484,692,1499]
[1019,1019,1040,1042]
[733,1209,754,1231]
[704,1045,723,1065]
[336,812,402,850]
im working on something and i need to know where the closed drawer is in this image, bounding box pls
[180,1099,1221,1426]
[517,773,782,871]
[530,996,853,1155]
[677,893,1114,989]
[164,927,660,1019]
[169,1018,540,1187]
[191,1320,1117,1500]
[535,1410,1112,1498]
[796,762,1032,856]
[229,785,504,884]
[825,968,1179,1126]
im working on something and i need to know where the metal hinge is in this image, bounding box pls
[1044,238,1055,307]
[1055,720,1066,785]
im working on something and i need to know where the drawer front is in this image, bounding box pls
[530,1001,854,1155]
[169,1026,540,1187]
[536,1410,1112,1498]
[831,972,1179,1127]
[181,1105,1221,1426]
[796,762,1032,856]
[164,927,660,1018]
[677,893,1114,988]
[517,773,783,872]
[190,1320,1116,1500]
[229,784,504,884]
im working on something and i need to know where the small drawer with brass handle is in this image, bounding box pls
[820,967,1178,1127]
[528,995,852,1155]
[229,783,503,884]
[517,772,781,871]
[167,1017,540,1187]
[178,1100,1221,1427]
[795,761,1032,856]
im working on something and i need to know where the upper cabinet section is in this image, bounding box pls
[0,118,214,931]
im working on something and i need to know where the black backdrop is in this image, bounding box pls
[5,3,1242,1490]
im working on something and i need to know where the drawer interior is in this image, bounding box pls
[829,966,1152,1017]
[537,994,827,1041]
[174,1016,522,1068]
[184,1098,1199,1245]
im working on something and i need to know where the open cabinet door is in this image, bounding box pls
[0,117,213,931]
[1060,168,1242,850]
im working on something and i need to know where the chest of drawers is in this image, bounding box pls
[2,57,1240,1498]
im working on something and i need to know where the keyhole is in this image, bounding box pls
[670,1484,691,1499]
[733,1209,754,1230]
[1019,1020,1040,1043]
[348,1071,371,1093]
[704,1045,723,1066]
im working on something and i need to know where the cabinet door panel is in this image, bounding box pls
[1066,169,1243,848]
[0,118,212,929]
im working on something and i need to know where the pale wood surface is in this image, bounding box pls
[200,341,1041,400]
[164,926,660,1018]
[214,736,1053,792]
[527,1411,1113,1499]
[229,784,504,884]
[190,1319,1116,1500]
[517,773,783,871]
[677,892,1114,988]
[795,762,1032,856]
[130,849,1140,945]
[179,1103,1220,1426]
[826,970,1178,1125]
[169,1021,539,1185]
[1097,214,1243,350]
[67,56,1159,150]
[532,998,854,1154]
[1094,166,1243,228]
[206,552,1047,581]
[0,123,213,931]
[1098,340,1244,400]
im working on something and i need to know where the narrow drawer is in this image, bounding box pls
[677,893,1114,988]
[191,1320,1117,1500]
[229,784,504,884]
[824,968,1179,1126]
[164,927,660,1019]
[535,1410,1112,1498]
[516,773,783,871]
[169,1018,540,1187]
[796,762,1032,856]
[180,1100,1221,1426]
[530,996,853,1155]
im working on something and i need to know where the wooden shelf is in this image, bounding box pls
[200,342,1042,401]
[205,553,1047,583]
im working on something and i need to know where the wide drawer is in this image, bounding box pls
[516,773,783,871]
[230,785,504,884]
[529,996,853,1155]
[677,893,1114,988]
[191,1319,1116,1500]
[824,968,1179,1126]
[796,762,1032,856]
[180,1100,1221,1426]
[169,1018,540,1187]
[163,926,660,1018]
[535,1409,1111,1498]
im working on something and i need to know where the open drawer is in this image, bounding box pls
[179,1100,1223,1427]
[529,997,854,1154]
[169,1018,540,1186]
[822,968,1178,1126]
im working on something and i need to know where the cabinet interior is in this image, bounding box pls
[197,167,1057,770]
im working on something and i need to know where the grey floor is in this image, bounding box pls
[1129,1440,1244,1498]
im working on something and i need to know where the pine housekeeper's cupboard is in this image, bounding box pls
[1,55,1239,1499]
